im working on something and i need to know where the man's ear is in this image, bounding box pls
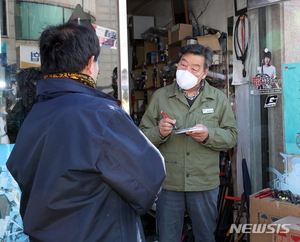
[202,68,209,79]
[81,56,95,76]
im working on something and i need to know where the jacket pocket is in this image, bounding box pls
[196,119,219,128]
[163,153,185,188]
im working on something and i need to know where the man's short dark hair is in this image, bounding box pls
[264,51,271,59]
[112,67,118,81]
[39,21,100,74]
[179,44,213,69]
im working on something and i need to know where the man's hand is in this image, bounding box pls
[186,124,209,142]
[159,118,176,138]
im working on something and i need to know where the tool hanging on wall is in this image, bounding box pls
[234,14,250,77]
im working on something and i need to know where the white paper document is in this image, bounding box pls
[175,127,204,134]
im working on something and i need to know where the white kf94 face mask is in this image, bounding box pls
[176,69,202,90]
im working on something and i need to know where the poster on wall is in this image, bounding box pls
[283,62,300,154]
[248,0,288,10]
[92,24,117,50]
[250,48,282,95]
[18,46,41,68]
[0,144,28,241]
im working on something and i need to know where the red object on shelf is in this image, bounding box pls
[254,188,273,199]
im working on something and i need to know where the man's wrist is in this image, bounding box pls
[159,133,168,140]
[202,134,209,143]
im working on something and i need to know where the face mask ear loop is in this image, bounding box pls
[196,72,204,85]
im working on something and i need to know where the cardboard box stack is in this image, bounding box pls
[250,190,300,242]
[170,24,193,45]
[271,215,300,242]
[196,34,221,51]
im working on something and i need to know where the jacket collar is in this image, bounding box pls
[36,77,116,102]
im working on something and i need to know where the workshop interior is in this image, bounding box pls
[0,0,300,241]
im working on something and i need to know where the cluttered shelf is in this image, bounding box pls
[133,61,169,71]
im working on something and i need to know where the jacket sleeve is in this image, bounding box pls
[202,93,238,151]
[96,109,165,215]
[139,92,170,147]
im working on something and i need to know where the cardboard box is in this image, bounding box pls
[145,65,154,88]
[272,216,300,242]
[168,29,172,45]
[133,90,144,100]
[168,40,187,61]
[135,45,144,67]
[228,36,233,51]
[143,41,156,64]
[197,34,221,51]
[167,39,198,61]
[250,191,300,242]
[133,41,156,67]
[170,24,192,45]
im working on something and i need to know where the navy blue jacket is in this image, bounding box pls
[7,77,165,242]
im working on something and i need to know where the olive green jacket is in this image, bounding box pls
[139,81,237,192]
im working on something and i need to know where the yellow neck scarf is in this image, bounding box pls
[43,73,96,89]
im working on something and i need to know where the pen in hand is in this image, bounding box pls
[161,111,178,130]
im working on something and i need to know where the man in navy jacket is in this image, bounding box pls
[6,21,165,242]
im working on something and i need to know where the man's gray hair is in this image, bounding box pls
[179,44,213,69]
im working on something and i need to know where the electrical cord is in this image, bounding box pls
[234,14,250,77]
[197,0,211,20]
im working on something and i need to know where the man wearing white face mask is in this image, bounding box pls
[139,44,237,242]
